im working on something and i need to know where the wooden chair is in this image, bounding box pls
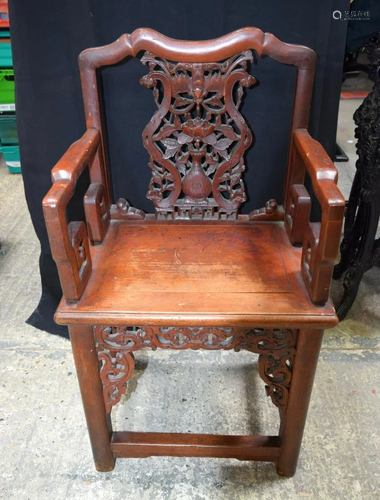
[43,28,345,477]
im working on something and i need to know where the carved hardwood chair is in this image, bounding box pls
[43,28,345,477]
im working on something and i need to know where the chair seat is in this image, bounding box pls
[55,220,337,328]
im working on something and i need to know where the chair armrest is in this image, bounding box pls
[43,128,100,301]
[293,129,345,304]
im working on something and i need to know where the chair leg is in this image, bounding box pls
[69,325,115,471]
[276,328,323,477]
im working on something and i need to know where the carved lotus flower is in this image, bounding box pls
[181,118,215,139]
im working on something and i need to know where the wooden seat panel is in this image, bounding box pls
[55,220,337,327]
[101,222,290,293]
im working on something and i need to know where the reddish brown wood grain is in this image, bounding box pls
[277,328,324,477]
[84,182,110,244]
[70,325,115,471]
[293,129,345,303]
[42,28,344,476]
[43,129,100,300]
[285,184,311,246]
[55,221,338,328]
[79,28,315,68]
[111,432,280,461]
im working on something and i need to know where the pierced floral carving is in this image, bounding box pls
[140,51,256,219]
[94,326,296,414]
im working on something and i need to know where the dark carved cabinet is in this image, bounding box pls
[334,32,380,320]
[43,28,345,477]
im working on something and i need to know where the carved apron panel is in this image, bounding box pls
[94,326,297,415]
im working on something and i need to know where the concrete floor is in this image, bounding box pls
[0,99,379,499]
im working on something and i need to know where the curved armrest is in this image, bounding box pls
[293,129,345,304]
[43,128,100,301]
[294,129,345,216]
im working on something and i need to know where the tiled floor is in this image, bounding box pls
[0,99,379,499]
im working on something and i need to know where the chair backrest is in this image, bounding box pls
[78,28,316,220]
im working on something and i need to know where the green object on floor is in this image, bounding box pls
[0,31,12,67]
[1,144,21,173]
[0,113,17,144]
[0,69,14,104]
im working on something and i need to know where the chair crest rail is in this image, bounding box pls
[79,27,316,68]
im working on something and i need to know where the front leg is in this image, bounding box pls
[276,328,323,477]
[70,325,115,471]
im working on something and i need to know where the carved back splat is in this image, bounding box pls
[140,51,256,220]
